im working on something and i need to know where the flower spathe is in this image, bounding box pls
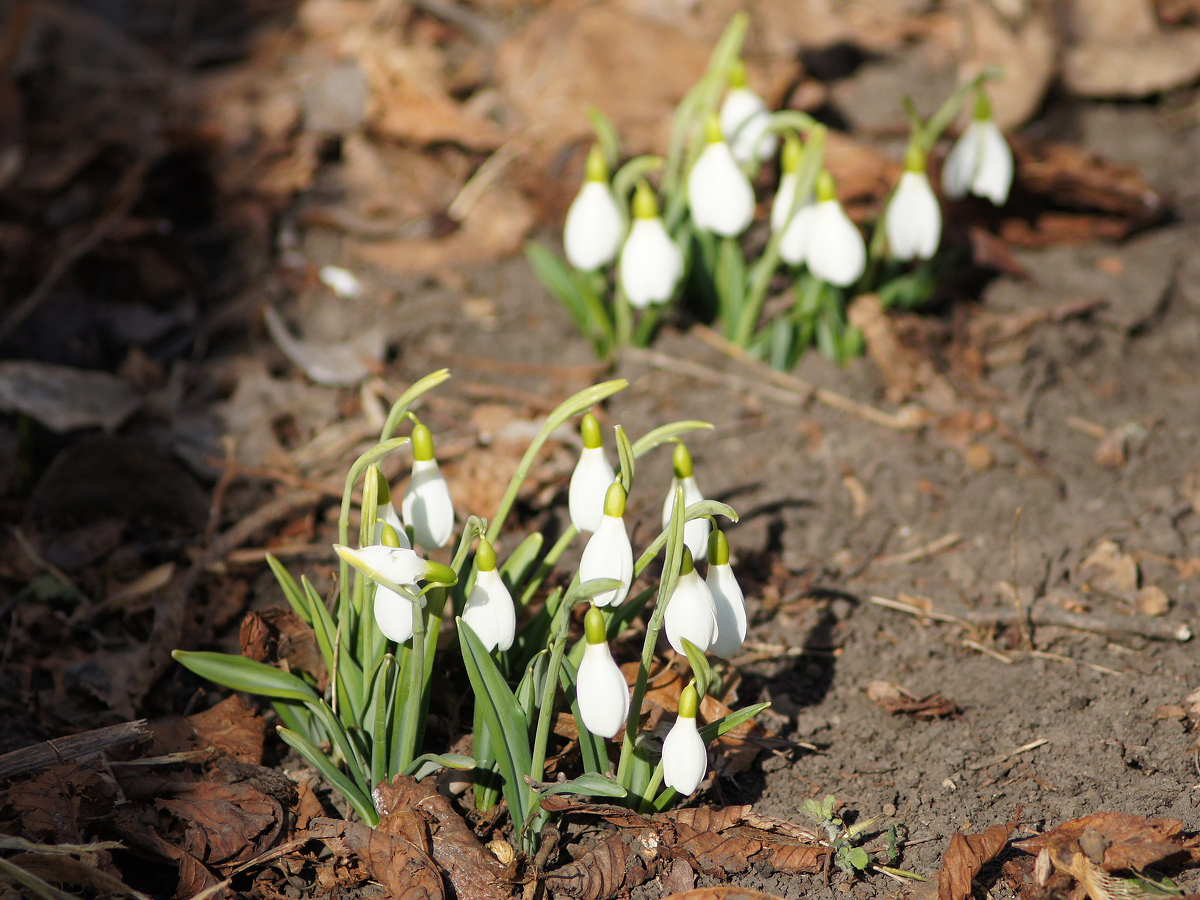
[804,171,865,287]
[687,115,755,237]
[705,530,747,658]
[886,149,942,261]
[564,146,623,271]
[569,412,616,533]
[660,442,710,562]
[579,481,633,607]
[942,91,1013,206]
[576,606,631,738]
[619,181,683,309]
[460,539,515,652]
[334,542,427,644]
[402,424,455,550]
[664,548,717,655]
[662,684,708,795]
[720,64,777,164]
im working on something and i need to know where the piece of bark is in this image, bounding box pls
[0,720,150,779]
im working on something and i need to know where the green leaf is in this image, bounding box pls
[266,553,309,624]
[566,577,623,607]
[526,241,591,334]
[716,236,746,334]
[378,368,452,443]
[500,532,544,603]
[585,107,620,170]
[698,701,770,744]
[172,651,319,703]
[679,638,711,700]
[630,421,713,458]
[458,618,533,828]
[615,425,635,495]
[405,753,475,781]
[277,726,377,826]
[849,847,870,870]
[536,773,627,798]
[367,654,398,786]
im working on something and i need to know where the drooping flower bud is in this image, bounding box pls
[402,423,455,550]
[372,466,410,548]
[663,548,717,655]
[660,442,710,562]
[804,171,866,287]
[687,114,755,237]
[564,146,623,271]
[569,412,616,533]
[334,541,436,644]
[576,605,631,738]
[705,529,747,658]
[885,143,942,261]
[579,481,634,607]
[461,538,516,652]
[720,61,777,164]
[942,89,1013,206]
[619,181,683,309]
[662,683,708,795]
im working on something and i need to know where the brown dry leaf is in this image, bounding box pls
[1016,812,1200,873]
[355,184,534,274]
[847,295,957,410]
[938,812,1020,900]
[6,848,148,900]
[1064,25,1200,97]
[1080,541,1139,598]
[240,606,328,693]
[1000,214,1134,248]
[310,817,445,900]
[187,695,267,765]
[156,780,285,869]
[7,761,116,843]
[1135,586,1170,617]
[866,681,961,719]
[1013,139,1163,222]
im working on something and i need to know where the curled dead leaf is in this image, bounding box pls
[938,811,1020,900]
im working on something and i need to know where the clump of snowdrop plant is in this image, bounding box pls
[526,14,1014,370]
[174,371,765,851]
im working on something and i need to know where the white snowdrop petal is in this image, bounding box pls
[662,715,708,795]
[569,447,615,533]
[779,201,816,265]
[664,569,717,655]
[373,584,417,643]
[706,562,747,658]
[661,475,710,562]
[941,124,980,200]
[347,544,427,585]
[402,458,455,550]
[564,182,623,270]
[721,88,777,164]
[886,171,942,261]
[619,218,683,309]
[373,501,411,548]
[687,142,755,237]
[576,641,631,738]
[319,265,363,299]
[974,120,1013,205]
[579,514,633,607]
[806,200,866,287]
[461,569,516,652]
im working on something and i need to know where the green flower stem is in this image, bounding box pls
[639,762,666,812]
[614,285,633,348]
[923,70,995,152]
[378,369,451,444]
[520,525,579,608]
[632,303,663,347]
[396,595,427,774]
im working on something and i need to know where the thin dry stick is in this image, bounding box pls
[621,345,808,407]
[871,533,962,567]
[0,720,150,779]
[1010,506,1032,650]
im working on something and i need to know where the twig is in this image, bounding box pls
[0,719,150,779]
[962,639,1013,664]
[871,533,962,567]
[1028,649,1124,677]
[968,738,1048,771]
[621,345,809,407]
[0,158,149,344]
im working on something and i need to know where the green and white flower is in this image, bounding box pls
[662,684,707,795]
[402,423,455,550]
[576,605,631,738]
[664,548,717,655]
[705,530,746,658]
[720,61,777,164]
[688,115,755,237]
[661,442,709,562]
[805,171,865,287]
[461,538,515,652]
[942,90,1013,206]
[569,412,616,533]
[619,181,683,309]
[886,144,942,261]
[564,146,623,271]
[579,481,633,607]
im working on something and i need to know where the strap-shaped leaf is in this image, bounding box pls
[405,752,475,781]
[277,726,377,826]
[615,425,635,495]
[630,421,714,458]
[535,773,627,799]
[525,241,590,335]
[172,650,318,703]
[500,531,544,603]
[679,638,711,700]
[698,701,770,743]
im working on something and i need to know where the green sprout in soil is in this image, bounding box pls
[803,794,926,881]
[528,13,1014,369]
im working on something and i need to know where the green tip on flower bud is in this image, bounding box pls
[602,480,627,518]
[380,522,402,548]
[584,605,607,644]
[373,466,391,504]
[729,59,748,89]
[781,134,802,175]
[424,561,457,585]
[672,441,693,479]
[680,546,695,576]
[632,180,659,220]
[411,423,435,462]
[585,144,608,183]
[476,538,496,572]
[708,529,729,566]
[679,683,699,718]
[704,112,723,145]
[815,170,837,203]
[581,412,603,450]
[903,141,926,174]
[973,88,992,122]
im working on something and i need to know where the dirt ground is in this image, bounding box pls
[2,1,1200,898]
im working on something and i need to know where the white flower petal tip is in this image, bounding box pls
[886,171,942,261]
[661,475,710,562]
[662,712,708,795]
[942,119,1013,206]
[687,142,755,237]
[664,568,717,655]
[720,88,777,164]
[706,562,747,658]
[402,458,455,549]
[778,201,816,265]
[319,265,363,299]
[564,181,623,271]
[461,569,516,652]
[373,584,418,643]
[576,641,631,738]
[569,446,616,533]
[579,513,634,607]
[335,544,427,587]
[806,200,866,287]
[619,218,683,309]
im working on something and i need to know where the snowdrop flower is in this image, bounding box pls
[885,144,942,261]
[461,538,515,652]
[564,145,623,271]
[773,137,817,265]
[334,533,455,644]
[688,114,755,237]
[619,181,683,309]
[372,467,410,549]
[662,684,708,795]
[804,170,866,287]
[661,442,710,562]
[705,530,747,658]
[579,481,634,607]
[402,423,454,550]
[569,412,616,533]
[319,265,363,299]
[664,548,717,656]
[942,90,1013,206]
[720,61,777,165]
[576,605,631,738]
